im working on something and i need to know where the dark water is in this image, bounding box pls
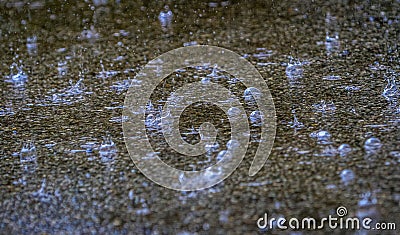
[0,0,399,234]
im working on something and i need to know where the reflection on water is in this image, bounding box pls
[0,0,399,233]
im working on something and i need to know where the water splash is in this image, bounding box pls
[356,191,380,224]
[285,57,303,80]
[243,87,262,104]
[5,61,28,86]
[325,33,340,55]
[20,140,37,163]
[313,100,336,113]
[325,12,340,55]
[97,60,119,79]
[0,103,15,116]
[310,130,332,144]
[66,78,85,95]
[316,144,338,157]
[249,110,264,126]
[80,25,100,40]
[340,169,355,186]
[57,61,68,76]
[323,75,341,81]
[99,134,117,157]
[31,179,55,203]
[338,143,352,157]
[288,114,304,130]
[26,36,37,55]
[252,48,273,60]
[382,70,399,102]
[159,5,173,34]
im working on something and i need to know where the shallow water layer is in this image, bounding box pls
[0,0,399,234]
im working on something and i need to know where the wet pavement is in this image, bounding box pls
[0,0,399,234]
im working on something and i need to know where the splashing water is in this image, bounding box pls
[288,114,304,130]
[249,110,264,126]
[316,145,338,157]
[356,191,379,221]
[285,57,303,80]
[0,103,15,116]
[325,33,340,55]
[6,62,28,86]
[80,25,100,40]
[57,61,68,76]
[159,5,173,33]
[99,135,117,154]
[97,60,119,79]
[382,71,399,102]
[323,75,341,81]
[252,48,273,60]
[31,179,55,203]
[310,130,332,144]
[20,140,37,163]
[313,100,336,113]
[325,13,340,55]
[338,144,352,157]
[340,169,355,186]
[26,36,38,55]
[67,78,85,95]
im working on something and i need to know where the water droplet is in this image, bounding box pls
[364,137,382,152]
[285,59,303,79]
[310,130,332,144]
[227,107,242,119]
[243,87,262,102]
[340,169,355,186]
[159,5,173,33]
[249,110,264,126]
[216,150,227,162]
[338,144,352,157]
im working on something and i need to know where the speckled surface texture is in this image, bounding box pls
[0,0,399,234]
